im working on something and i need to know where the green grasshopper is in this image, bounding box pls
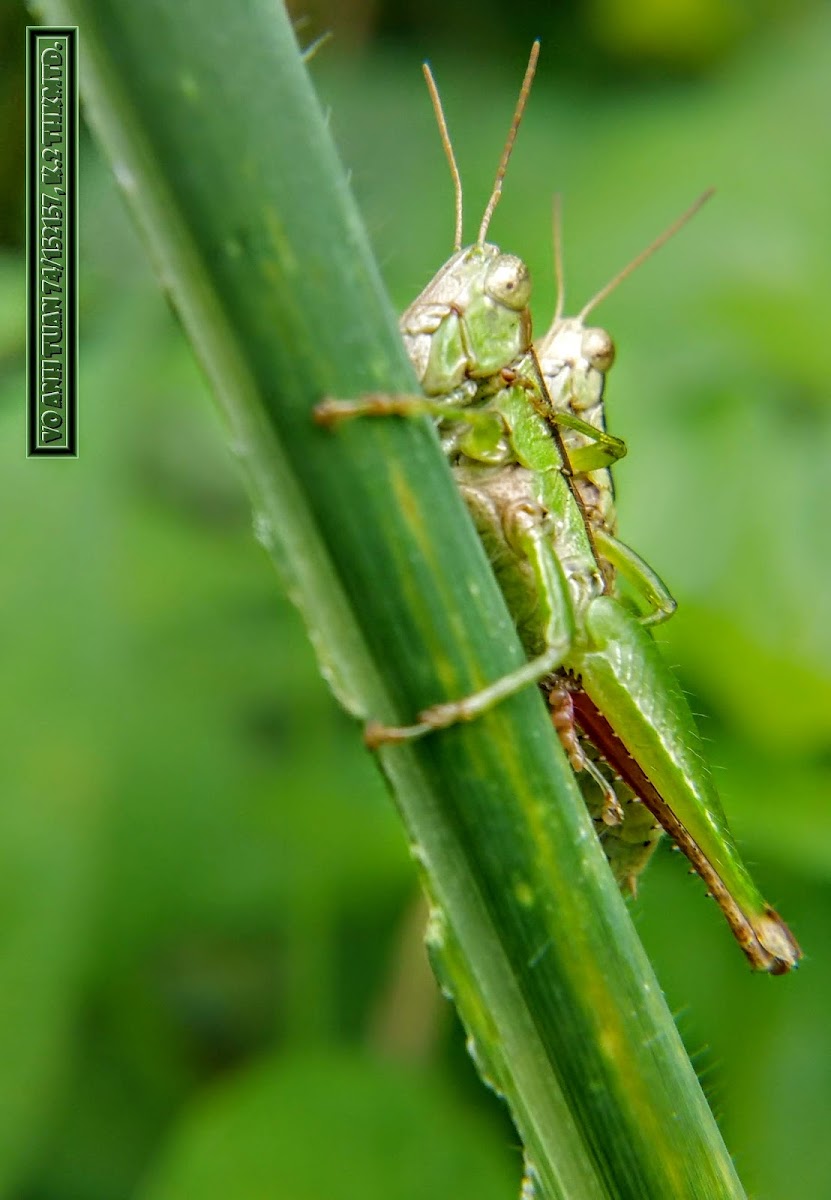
[316,47,801,973]
[538,193,714,889]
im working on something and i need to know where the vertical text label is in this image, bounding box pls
[27,27,77,456]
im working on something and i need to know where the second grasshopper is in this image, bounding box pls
[538,190,715,891]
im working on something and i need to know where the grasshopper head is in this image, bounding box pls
[537,317,615,414]
[540,190,714,413]
[400,243,533,394]
[460,244,532,380]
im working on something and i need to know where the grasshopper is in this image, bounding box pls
[315,48,801,973]
[538,193,714,890]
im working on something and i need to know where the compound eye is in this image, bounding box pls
[485,254,531,312]
[583,326,615,372]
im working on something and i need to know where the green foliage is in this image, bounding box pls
[137,1051,518,1200]
[2,2,830,1198]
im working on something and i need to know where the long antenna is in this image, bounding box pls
[477,40,540,247]
[578,188,715,322]
[423,63,464,252]
[552,193,565,322]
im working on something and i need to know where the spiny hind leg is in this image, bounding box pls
[545,677,623,826]
[365,505,575,747]
[593,529,677,626]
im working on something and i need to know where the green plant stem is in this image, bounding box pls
[43,0,747,1195]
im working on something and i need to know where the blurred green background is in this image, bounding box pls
[2,0,830,1196]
